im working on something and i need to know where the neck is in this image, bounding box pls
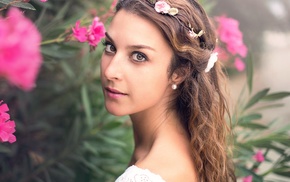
[129,107,184,165]
[131,110,168,148]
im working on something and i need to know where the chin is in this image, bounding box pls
[105,106,128,116]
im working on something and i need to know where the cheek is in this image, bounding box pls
[132,71,170,98]
[100,56,108,78]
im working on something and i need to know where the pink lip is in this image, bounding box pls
[105,87,127,99]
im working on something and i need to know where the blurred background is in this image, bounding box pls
[213,0,290,122]
[0,0,289,181]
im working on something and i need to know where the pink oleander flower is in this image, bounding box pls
[40,0,47,2]
[72,20,88,42]
[155,1,171,14]
[0,100,16,143]
[234,57,245,72]
[243,175,253,182]
[253,150,265,162]
[72,17,105,48]
[215,15,248,58]
[0,8,42,91]
[110,0,118,9]
[214,46,230,61]
[87,17,106,47]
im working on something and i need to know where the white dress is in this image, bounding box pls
[115,165,166,182]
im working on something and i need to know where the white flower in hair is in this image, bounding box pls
[205,52,218,72]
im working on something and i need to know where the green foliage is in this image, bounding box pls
[0,0,133,181]
[0,0,36,11]
[232,57,290,181]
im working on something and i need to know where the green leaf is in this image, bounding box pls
[0,0,36,10]
[60,61,75,79]
[41,44,78,59]
[0,0,13,5]
[66,118,81,146]
[262,92,290,101]
[102,121,123,130]
[254,103,285,111]
[235,165,263,181]
[265,144,285,154]
[272,167,290,177]
[239,113,262,124]
[246,135,289,148]
[244,88,270,110]
[280,155,290,164]
[81,84,92,127]
[246,56,254,93]
[239,122,268,130]
[98,135,127,148]
[274,124,290,134]
[0,144,12,154]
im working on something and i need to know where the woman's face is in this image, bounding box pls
[101,10,174,116]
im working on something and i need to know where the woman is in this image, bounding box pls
[101,0,236,181]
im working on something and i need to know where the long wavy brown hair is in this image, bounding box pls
[116,0,236,181]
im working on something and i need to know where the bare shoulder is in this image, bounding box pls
[136,139,198,182]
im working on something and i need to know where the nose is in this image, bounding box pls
[102,53,124,81]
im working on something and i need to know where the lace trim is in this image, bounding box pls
[115,165,166,182]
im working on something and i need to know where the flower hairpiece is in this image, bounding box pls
[149,0,203,39]
[205,52,218,72]
[154,0,178,16]
[189,23,204,38]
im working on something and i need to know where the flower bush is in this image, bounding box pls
[215,15,248,72]
[0,7,42,91]
[0,0,289,182]
[231,57,290,181]
[0,100,16,143]
[72,17,106,49]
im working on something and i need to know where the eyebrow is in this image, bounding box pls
[105,32,156,52]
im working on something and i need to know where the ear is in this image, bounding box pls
[171,71,184,85]
[171,67,188,84]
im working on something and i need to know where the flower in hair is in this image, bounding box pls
[154,1,179,16]
[205,52,218,72]
[189,23,204,38]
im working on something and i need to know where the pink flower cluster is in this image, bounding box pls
[110,0,118,9]
[215,15,248,72]
[0,100,16,143]
[72,17,106,48]
[0,8,42,91]
[253,150,265,163]
[242,175,253,182]
[241,151,265,181]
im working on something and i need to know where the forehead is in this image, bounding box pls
[107,10,170,50]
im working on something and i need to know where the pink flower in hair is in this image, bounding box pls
[155,1,171,14]
[0,8,42,91]
[0,100,16,143]
[242,175,253,182]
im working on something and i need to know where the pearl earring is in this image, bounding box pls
[172,84,177,90]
